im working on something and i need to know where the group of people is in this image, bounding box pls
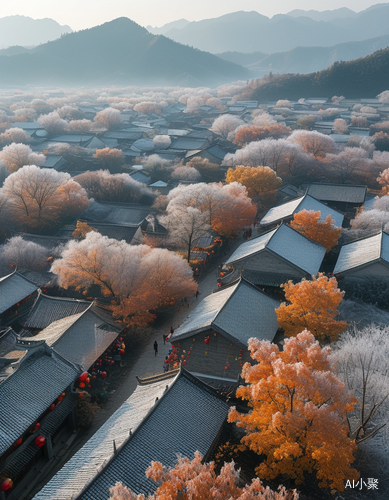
[153,327,175,375]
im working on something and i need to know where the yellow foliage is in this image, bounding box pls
[228,331,359,491]
[276,274,347,342]
[289,210,341,253]
[226,166,282,199]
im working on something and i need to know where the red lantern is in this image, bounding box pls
[183,360,186,365]
[120,349,125,355]
[181,355,185,359]
[85,377,90,384]
[224,366,228,370]
[78,372,88,383]
[204,337,210,344]
[0,478,13,491]
[119,337,123,341]
[101,371,107,379]
[33,423,41,432]
[16,438,22,446]
[79,382,86,388]
[35,436,45,448]
[57,395,63,402]
[49,404,55,411]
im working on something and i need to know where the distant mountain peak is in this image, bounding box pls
[0,15,72,49]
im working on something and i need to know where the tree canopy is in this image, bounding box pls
[108,452,298,500]
[276,274,348,342]
[51,231,197,325]
[289,210,341,253]
[228,331,358,491]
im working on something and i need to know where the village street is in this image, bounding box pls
[27,237,244,498]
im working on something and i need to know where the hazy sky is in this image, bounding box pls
[1,0,383,30]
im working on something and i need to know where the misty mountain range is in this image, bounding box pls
[0,4,389,90]
[0,18,246,86]
[155,4,389,54]
[0,16,71,49]
[218,34,389,76]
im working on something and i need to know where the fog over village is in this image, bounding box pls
[0,2,389,500]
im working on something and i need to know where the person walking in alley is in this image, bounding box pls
[154,340,158,356]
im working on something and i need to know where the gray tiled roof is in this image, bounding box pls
[260,195,344,228]
[81,202,150,225]
[334,232,389,274]
[79,370,229,500]
[0,271,38,314]
[170,138,208,150]
[25,307,120,370]
[172,279,279,345]
[25,291,91,330]
[0,346,80,455]
[34,373,179,500]
[226,224,326,276]
[306,183,367,204]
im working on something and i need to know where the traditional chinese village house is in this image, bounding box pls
[170,279,280,382]
[304,183,367,219]
[225,224,326,289]
[0,271,38,326]
[260,194,344,229]
[22,303,121,371]
[0,336,81,499]
[334,231,389,278]
[34,369,229,500]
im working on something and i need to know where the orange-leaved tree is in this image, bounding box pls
[228,331,359,491]
[289,209,341,253]
[276,274,347,342]
[234,124,291,147]
[226,166,282,199]
[51,231,197,326]
[72,221,96,239]
[108,452,299,500]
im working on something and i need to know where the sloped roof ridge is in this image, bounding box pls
[77,368,228,497]
[279,223,326,250]
[303,194,345,217]
[34,289,92,305]
[213,278,259,325]
[341,229,384,247]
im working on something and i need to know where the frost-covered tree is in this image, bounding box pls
[37,111,68,135]
[223,138,302,174]
[327,148,371,184]
[93,148,124,169]
[0,236,49,271]
[162,182,256,249]
[74,170,155,205]
[275,99,291,107]
[56,105,82,119]
[171,165,201,181]
[318,108,340,119]
[287,130,335,158]
[377,90,389,103]
[210,114,244,139]
[67,119,93,132]
[108,452,298,500]
[94,107,121,130]
[332,325,389,443]
[152,135,171,149]
[0,127,31,145]
[186,157,222,182]
[51,232,196,325]
[0,143,45,172]
[3,165,89,229]
[333,118,349,134]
